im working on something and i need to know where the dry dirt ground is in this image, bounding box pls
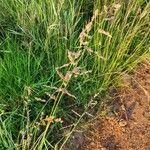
[64,61,150,150]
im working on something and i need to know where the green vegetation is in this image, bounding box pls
[0,0,149,149]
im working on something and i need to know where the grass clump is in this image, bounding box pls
[0,0,149,149]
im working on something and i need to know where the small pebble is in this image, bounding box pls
[119,119,127,127]
[90,142,95,147]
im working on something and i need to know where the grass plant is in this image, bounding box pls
[0,0,149,149]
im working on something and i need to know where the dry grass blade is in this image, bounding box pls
[35,97,46,103]
[98,29,112,38]
[57,88,76,99]
[45,93,56,100]
[92,9,99,21]
[56,69,65,80]
[113,3,121,13]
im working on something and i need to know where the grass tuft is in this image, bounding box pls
[0,0,149,149]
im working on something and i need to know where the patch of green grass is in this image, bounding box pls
[0,0,149,149]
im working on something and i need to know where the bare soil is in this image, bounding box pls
[64,61,150,150]
[82,61,150,150]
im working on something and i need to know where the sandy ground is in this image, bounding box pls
[82,61,150,150]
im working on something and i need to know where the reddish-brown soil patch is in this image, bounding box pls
[82,61,150,150]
